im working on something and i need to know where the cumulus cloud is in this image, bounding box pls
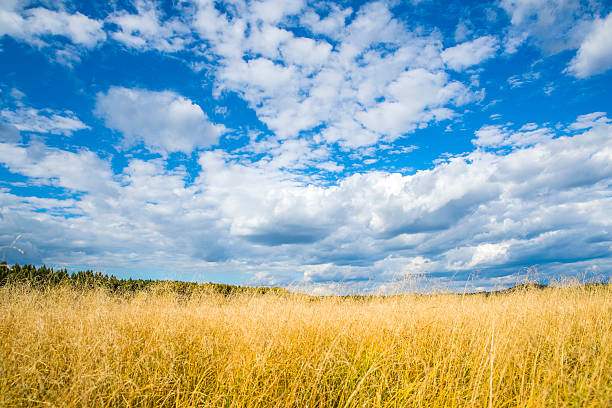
[1,113,610,290]
[355,69,474,139]
[0,0,105,63]
[0,142,230,268]
[1,107,89,135]
[108,0,192,52]
[1,0,485,146]
[206,2,482,148]
[94,87,225,154]
[219,58,296,93]
[0,1,105,48]
[499,0,612,78]
[0,141,117,193]
[570,111,611,129]
[499,0,597,55]
[1,0,611,291]
[300,4,353,40]
[442,36,499,71]
[472,122,554,148]
[249,0,305,23]
[0,122,21,143]
[566,12,612,78]
[189,0,482,147]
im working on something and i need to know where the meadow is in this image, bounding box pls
[0,280,610,407]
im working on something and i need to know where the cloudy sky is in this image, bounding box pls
[0,0,611,292]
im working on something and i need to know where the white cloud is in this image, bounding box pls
[0,123,21,143]
[95,87,224,154]
[453,21,473,43]
[442,36,499,71]
[0,141,117,194]
[499,0,596,55]
[507,71,540,88]
[473,125,508,147]
[0,1,105,64]
[1,114,611,289]
[250,0,305,23]
[5,112,612,287]
[196,0,480,147]
[9,88,25,101]
[280,36,332,68]
[0,0,483,146]
[566,12,612,78]
[246,24,292,59]
[1,1,610,290]
[473,123,554,148]
[108,0,192,52]
[0,3,105,48]
[301,5,353,40]
[355,69,474,139]
[219,58,296,93]
[0,146,229,268]
[1,107,89,135]
[444,242,510,270]
[499,0,612,79]
[570,112,611,129]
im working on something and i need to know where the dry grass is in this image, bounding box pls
[0,283,610,407]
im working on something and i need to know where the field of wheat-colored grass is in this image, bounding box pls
[0,283,610,407]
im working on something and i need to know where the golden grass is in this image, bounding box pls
[0,283,610,407]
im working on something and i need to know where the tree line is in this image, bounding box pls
[0,262,287,296]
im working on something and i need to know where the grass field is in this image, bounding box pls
[0,283,610,407]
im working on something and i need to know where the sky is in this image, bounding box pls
[0,0,611,293]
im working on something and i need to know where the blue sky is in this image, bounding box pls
[1,0,611,293]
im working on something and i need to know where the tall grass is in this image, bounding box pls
[0,283,610,407]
